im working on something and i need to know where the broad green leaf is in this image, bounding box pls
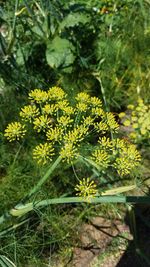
[0,255,16,267]
[101,185,136,196]
[59,12,90,30]
[46,37,75,72]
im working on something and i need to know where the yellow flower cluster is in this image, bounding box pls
[90,96,102,107]
[33,143,54,165]
[46,127,63,143]
[105,112,119,132]
[4,86,141,176]
[75,92,90,103]
[119,98,150,142]
[75,178,98,201]
[76,102,88,112]
[57,115,73,128]
[42,104,58,115]
[33,115,53,132]
[4,122,26,142]
[91,137,141,176]
[20,105,39,122]
[48,86,66,100]
[60,143,79,163]
[98,136,112,149]
[91,149,110,169]
[29,89,48,103]
[64,125,88,145]
[113,142,141,176]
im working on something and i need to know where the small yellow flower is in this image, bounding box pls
[127,104,134,110]
[28,89,48,103]
[112,138,126,150]
[91,149,110,169]
[138,117,144,124]
[33,143,54,165]
[60,143,79,163]
[91,107,104,117]
[76,92,90,103]
[76,102,88,112]
[95,121,108,132]
[136,106,142,112]
[140,128,147,135]
[123,120,131,127]
[132,123,138,129]
[75,178,98,201]
[20,105,39,122]
[4,122,26,142]
[33,115,52,132]
[57,116,73,128]
[98,136,112,149]
[48,86,66,100]
[64,125,88,145]
[119,112,126,119]
[131,116,137,122]
[105,112,119,132]
[129,132,137,139]
[42,104,58,115]
[90,96,102,107]
[57,99,69,108]
[82,116,94,126]
[137,98,144,105]
[62,106,74,115]
[114,157,132,176]
[46,127,63,142]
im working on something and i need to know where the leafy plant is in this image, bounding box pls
[1,0,149,108]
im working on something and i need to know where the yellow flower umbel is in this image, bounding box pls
[4,85,141,179]
[33,115,53,132]
[91,149,110,169]
[104,112,119,132]
[48,86,66,100]
[75,92,90,103]
[75,178,98,201]
[76,102,88,112]
[90,96,102,107]
[98,136,112,149]
[29,89,48,103]
[33,143,54,165]
[94,121,108,133]
[42,104,58,115]
[46,127,63,143]
[60,143,79,163]
[113,142,141,176]
[64,125,88,145]
[4,122,26,142]
[20,105,39,122]
[57,116,73,128]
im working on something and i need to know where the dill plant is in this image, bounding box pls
[4,86,141,200]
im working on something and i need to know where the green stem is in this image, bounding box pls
[26,156,62,199]
[0,196,150,226]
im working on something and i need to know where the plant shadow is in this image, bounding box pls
[116,204,150,267]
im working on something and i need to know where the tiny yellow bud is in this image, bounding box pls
[123,120,131,127]
[119,112,126,118]
[127,105,134,110]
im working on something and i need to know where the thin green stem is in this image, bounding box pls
[26,156,62,200]
[0,196,150,226]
